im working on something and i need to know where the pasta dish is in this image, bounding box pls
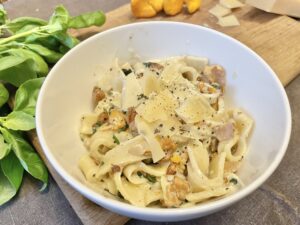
[79,56,253,208]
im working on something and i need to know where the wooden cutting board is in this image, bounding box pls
[32,1,300,225]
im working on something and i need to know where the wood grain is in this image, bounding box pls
[34,1,300,225]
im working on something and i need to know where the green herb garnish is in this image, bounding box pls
[92,121,102,134]
[137,93,148,100]
[118,123,129,132]
[142,158,153,165]
[137,171,143,177]
[229,178,238,185]
[121,68,132,76]
[137,170,157,183]
[211,83,220,89]
[144,173,157,183]
[143,62,151,68]
[113,134,120,145]
[0,5,106,206]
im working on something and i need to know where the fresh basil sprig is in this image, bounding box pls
[0,151,23,205]
[14,77,44,115]
[68,10,106,29]
[0,5,106,205]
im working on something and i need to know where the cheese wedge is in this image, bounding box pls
[247,0,300,18]
[136,89,178,122]
[209,4,232,18]
[217,15,240,27]
[175,96,214,123]
[220,0,244,9]
[121,73,143,110]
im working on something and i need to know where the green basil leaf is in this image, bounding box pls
[43,22,64,34]
[0,166,16,205]
[14,77,44,115]
[25,33,61,51]
[0,48,48,76]
[58,44,70,54]
[0,56,37,87]
[0,45,8,52]
[0,111,35,131]
[55,32,79,49]
[0,83,9,108]
[0,151,24,206]
[25,44,63,63]
[0,135,11,160]
[68,11,106,29]
[0,42,61,63]
[0,41,27,51]
[1,151,23,191]
[13,24,44,34]
[6,17,47,34]
[0,127,48,188]
[24,23,67,52]
[0,8,7,26]
[49,5,70,30]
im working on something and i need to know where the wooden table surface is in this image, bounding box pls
[0,1,299,225]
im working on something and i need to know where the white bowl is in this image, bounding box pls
[36,22,291,221]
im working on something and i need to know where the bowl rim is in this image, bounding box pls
[36,21,292,219]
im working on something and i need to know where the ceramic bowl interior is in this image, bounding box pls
[36,22,291,221]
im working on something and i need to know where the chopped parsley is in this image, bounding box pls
[118,123,129,132]
[113,135,120,145]
[122,68,132,76]
[229,178,238,185]
[137,171,143,177]
[92,122,102,134]
[136,171,156,183]
[143,62,151,68]
[142,158,153,164]
[211,83,220,89]
[137,93,149,100]
[144,174,157,183]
